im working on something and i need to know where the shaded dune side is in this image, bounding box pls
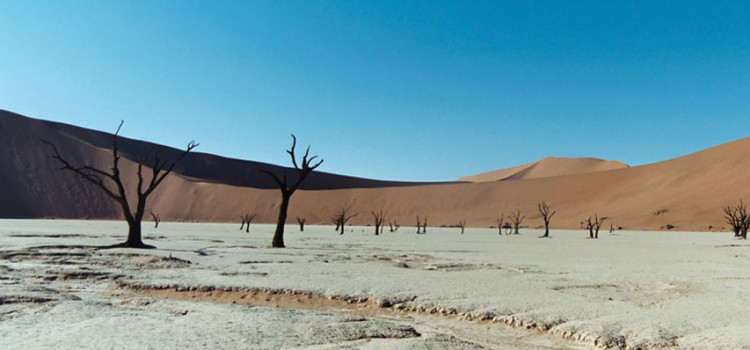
[0,109,445,191]
[0,109,443,219]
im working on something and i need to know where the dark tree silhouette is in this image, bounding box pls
[537,201,556,238]
[723,200,750,239]
[151,211,161,229]
[507,209,525,235]
[496,213,504,235]
[389,221,400,232]
[458,220,466,234]
[371,210,385,236]
[331,206,357,235]
[297,217,306,232]
[416,216,428,234]
[43,121,198,249]
[240,213,256,233]
[261,134,323,248]
[585,214,607,239]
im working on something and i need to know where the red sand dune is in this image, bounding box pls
[2,109,749,231]
[459,157,629,182]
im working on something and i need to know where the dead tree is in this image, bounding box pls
[458,220,466,234]
[297,217,306,232]
[537,201,556,238]
[43,121,197,249]
[151,211,161,229]
[507,209,526,235]
[585,214,607,239]
[389,221,400,232]
[503,222,512,235]
[240,214,256,233]
[496,213,504,235]
[331,206,357,235]
[416,216,428,234]
[724,200,750,239]
[371,210,385,236]
[261,134,323,248]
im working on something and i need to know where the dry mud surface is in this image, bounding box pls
[1,220,749,349]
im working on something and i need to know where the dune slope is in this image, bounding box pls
[459,156,629,182]
[2,109,748,231]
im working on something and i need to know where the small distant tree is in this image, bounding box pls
[389,221,400,232]
[371,210,385,235]
[240,213,256,233]
[496,213,504,235]
[261,134,323,248]
[43,121,198,249]
[416,216,428,234]
[458,220,466,234]
[507,209,525,235]
[723,200,750,239]
[297,217,306,232]
[537,202,556,238]
[585,214,607,239]
[503,222,512,235]
[151,211,161,229]
[331,206,357,235]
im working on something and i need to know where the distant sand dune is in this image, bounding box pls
[2,109,749,231]
[459,156,629,182]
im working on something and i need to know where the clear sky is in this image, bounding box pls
[1,1,749,181]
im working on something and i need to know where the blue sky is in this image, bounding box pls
[1,1,749,181]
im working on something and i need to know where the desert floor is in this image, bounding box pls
[1,220,749,349]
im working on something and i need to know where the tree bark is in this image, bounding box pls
[125,219,150,248]
[272,193,290,248]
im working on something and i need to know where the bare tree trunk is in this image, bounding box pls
[496,214,504,235]
[508,210,525,235]
[372,211,384,236]
[151,212,161,228]
[125,219,145,248]
[261,134,323,248]
[297,217,305,232]
[43,121,197,249]
[272,194,290,248]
